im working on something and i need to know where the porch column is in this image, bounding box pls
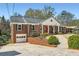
[28,25,29,36]
[11,24,13,43]
[42,25,43,34]
[58,26,60,33]
[48,25,49,34]
[53,26,55,34]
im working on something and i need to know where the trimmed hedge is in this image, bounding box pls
[68,35,79,49]
[48,36,60,45]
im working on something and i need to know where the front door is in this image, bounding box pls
[49,26,53,34]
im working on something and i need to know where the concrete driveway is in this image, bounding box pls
[0,43,79,56]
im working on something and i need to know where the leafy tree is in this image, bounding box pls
[25,8,34,18]
[0,16,10,36]
[67,19,79,26]
[0,16,6,30]
[1,16,6,23]
[6,20,10,30]
[43,6,55,19]
[56,10,74,25]
[24,6,55,19]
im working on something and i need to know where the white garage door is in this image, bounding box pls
[16,34,27,43]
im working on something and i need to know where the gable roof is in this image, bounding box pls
[10,16,25,23]
[42,17,60,26]
[10,16,45,24]
[10,16,61,26]
[24,17,44,23]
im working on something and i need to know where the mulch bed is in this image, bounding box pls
[28,37,56,47]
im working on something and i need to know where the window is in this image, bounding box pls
[16,36,26,38]
[16,24,22,31]
[30,25,34,30]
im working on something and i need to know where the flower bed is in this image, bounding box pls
[28,37,57,47]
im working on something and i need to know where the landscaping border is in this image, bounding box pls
[28,37,56,47]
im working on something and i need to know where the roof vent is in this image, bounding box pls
[51,19,53,22]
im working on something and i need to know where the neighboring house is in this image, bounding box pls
[10,16,73,43]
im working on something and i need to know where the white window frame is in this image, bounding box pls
[16,24,22,31]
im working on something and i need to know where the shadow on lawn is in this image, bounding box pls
[0,51,21,56]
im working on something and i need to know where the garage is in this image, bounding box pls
[16,34,27,43]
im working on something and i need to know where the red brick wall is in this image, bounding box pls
[29,25,40,33]
[34,25,40,33]
[12,24,28,43]
[28,37,55,47]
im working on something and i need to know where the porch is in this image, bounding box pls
[27,24,69,36]
[41,25,60,34]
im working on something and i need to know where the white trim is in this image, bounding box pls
[28,23,40,25]
[16,34,26,36]
[10,22,40,25]
[42,17,60,26]
[10,23,26,25]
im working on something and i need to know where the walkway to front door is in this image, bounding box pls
[55,35,68,48]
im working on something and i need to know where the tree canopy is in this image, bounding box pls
[0,16,10,32]
[56,10,74,25]
[1,16,6,23]
[24,6,55,19]
[67,19,79,26]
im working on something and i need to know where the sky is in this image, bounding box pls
[0,3,79,19]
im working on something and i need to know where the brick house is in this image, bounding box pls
[10,16,73,43]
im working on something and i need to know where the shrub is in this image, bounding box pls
[0,35,9,46]
[1,31,10,39]
[68,35,79,49]
[48,36,60,45]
